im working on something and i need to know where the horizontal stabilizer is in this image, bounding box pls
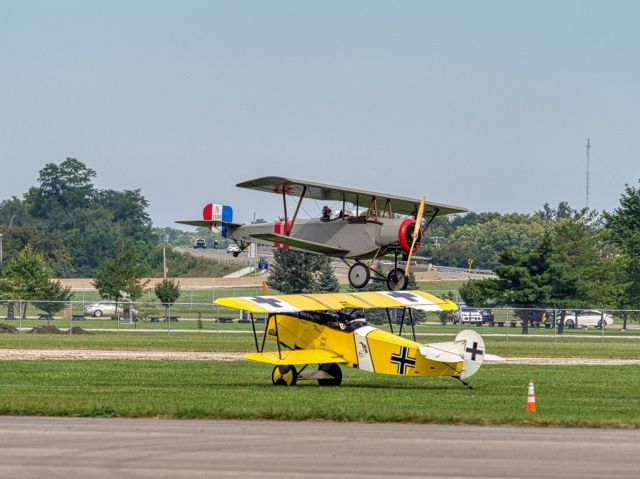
[245,349,347,366]
[175,219,242,229]
[419,342,463,363]
[251,233,349,255]
[484,354,505,362]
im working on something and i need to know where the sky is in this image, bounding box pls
[1,0,639,227]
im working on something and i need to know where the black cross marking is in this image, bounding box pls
[249,297,283,308]
[465,341,484,361]
[390,346,416,375]
[386,291,419,302]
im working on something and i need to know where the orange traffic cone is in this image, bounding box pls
[527,379,537,412]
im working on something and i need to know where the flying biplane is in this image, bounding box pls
[215,290,501,387]
[177,177,467,290]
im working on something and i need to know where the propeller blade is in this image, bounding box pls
[405,196,425,275]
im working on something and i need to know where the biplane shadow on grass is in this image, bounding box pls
[177,176,467,290]
[215,290,503,387]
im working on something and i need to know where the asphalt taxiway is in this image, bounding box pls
[0,417,638,478]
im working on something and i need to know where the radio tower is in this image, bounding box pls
[585,138,591,208]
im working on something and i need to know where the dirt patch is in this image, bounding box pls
[0,349,245,361]
[69,326,92,335]
[0,323,18,334]
[28,325,63,334]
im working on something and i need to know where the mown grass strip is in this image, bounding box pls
[0,361,638,427]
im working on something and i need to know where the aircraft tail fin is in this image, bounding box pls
[419,330,488,380]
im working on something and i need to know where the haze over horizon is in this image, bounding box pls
[2,1,639,227]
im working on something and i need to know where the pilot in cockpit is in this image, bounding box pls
[321,205,332,221]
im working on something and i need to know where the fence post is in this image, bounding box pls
[505,308,509,342]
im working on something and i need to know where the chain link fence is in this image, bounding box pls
[1,294,639,339]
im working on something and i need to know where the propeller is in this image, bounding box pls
[404,196,425,275]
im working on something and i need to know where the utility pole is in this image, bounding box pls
[162,234,168,279]
[586,138,591,208]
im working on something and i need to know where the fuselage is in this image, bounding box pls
[266,313,463,378]
[230,216,408,258]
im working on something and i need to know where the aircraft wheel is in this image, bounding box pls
[348,263,370,289]
[317,363,342,386]
[386,268,408,291]
[272,365,297,386]
[232,252,240,257]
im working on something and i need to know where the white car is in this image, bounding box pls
[456,308,483,325]
[83,300,137,318]
[227,244,241,255]
[555,310,614,328]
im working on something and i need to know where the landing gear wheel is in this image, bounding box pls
[317,363,342,386]
[232,252,240,257]
[386,268,408,291]
[348,263,370,289]
[272,365,297,386]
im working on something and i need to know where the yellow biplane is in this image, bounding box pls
[216,290,502,387]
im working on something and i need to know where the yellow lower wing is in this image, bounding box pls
[245,349,347,366]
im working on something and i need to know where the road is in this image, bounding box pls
[0,417,638,478]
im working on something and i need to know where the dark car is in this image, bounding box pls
[480,308,495,325]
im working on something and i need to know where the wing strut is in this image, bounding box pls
[287,185,306,235]
[395,307,417,341]
[385,308,395,335]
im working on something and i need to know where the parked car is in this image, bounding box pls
[194,238,206,249]
[227,244,241,255]
[480,308,496,325]
[554,310,614,328]
[83,301,138,318]
[455,302,483,325]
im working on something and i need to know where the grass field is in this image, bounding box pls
[1,329,639,358]
[0,360,638,427]
[1,311,639,427]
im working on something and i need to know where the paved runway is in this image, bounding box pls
[0,417,638,478]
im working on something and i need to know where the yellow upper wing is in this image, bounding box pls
[215,290,457,313]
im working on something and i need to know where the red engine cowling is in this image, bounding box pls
[398,218,422,254]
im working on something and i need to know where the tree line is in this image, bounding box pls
[459,182,640,329]
[0,158,233,279]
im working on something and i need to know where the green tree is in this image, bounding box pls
[26,158,97,220]
[315,258,340,292]
[604,180,640,328]
[37,280,73,317]
[461,212,618,333]
[154,279,181,319]
[4,245,50,317]
[267,250,321,294]
[428,213,546,269]
[93,242,149,316]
